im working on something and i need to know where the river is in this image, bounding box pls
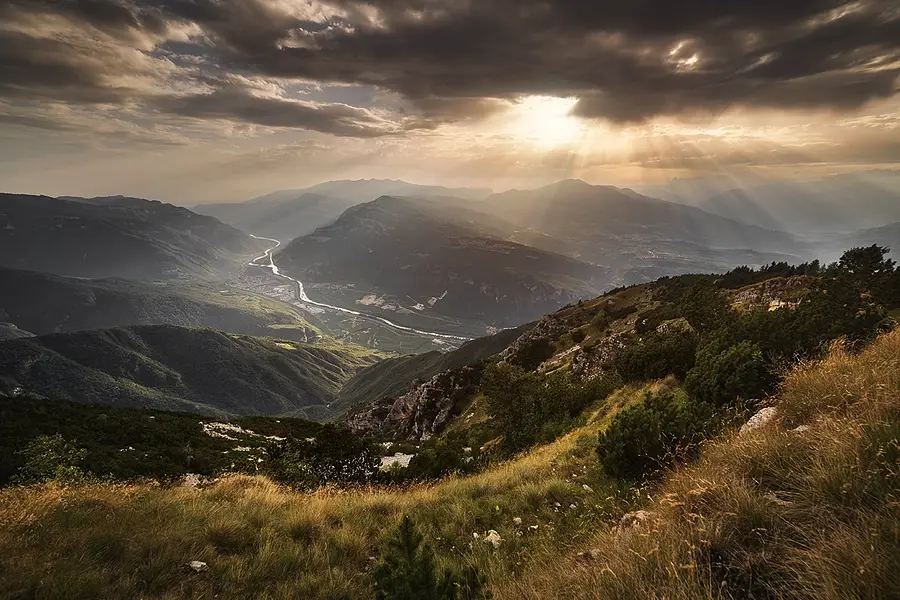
[248,235,470,342]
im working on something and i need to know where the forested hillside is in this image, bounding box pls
[0,325,379,419]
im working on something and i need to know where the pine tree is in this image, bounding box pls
[373,516,489,600]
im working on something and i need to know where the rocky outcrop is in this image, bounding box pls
[571,333,628,380]
[501,315,568,362]
[347,365,483,440]
[729,276,813,309]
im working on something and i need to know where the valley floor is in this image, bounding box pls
[3,331,900,599]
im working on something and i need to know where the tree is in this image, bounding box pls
[509,336,555,371]
[15,434,88,484]
[482,363,620,453]
[613,328,698,382]
[373,516,488,600]
[834,245,896,305]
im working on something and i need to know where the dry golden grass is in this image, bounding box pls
[0,382,670,600]
[492,329,900,600]
[3,330,899,599]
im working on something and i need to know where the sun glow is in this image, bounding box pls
[510,95,584,148]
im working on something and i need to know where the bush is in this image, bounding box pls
[263,424,380,488]
[596,391,714,480]
[482,364,621,453]
[404,439,478,481]
[685,341,773,407]
[373,516,488,600]
[509,336,555,371]
[634,305,678,334]
[571,328,587,344]
[15,434,88,484]
[613,329,698,383]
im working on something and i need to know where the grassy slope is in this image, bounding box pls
[2,331,898,599]
[0,325,379,419]
[0,268,318,341]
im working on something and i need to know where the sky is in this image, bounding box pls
[1,0,899,203]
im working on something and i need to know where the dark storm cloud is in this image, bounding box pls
[1,0,899,132]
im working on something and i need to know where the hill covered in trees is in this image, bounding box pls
[0,325,379,419]
[0,194,267,280]
[0,267,318,342]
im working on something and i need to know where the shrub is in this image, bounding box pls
[685,341,773,407]
[596,391,714,480]
[571,328,587,344]
[404,439,478,481]
[263,424,380,488]
[482,364,620,453]
[613,329,698,383]
[373,516,488,600]
[15,434,88,485]
[509,336,555,371]
[634,305,678,334]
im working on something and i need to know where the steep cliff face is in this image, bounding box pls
[347,365,483,440]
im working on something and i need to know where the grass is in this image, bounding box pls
[491,329,900,600]
[2,332,899,599]
[0,381,664,600]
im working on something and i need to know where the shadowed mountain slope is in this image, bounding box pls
[0,194,267,280]
[0,325,379,419]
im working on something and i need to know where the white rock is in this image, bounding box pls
[187,561,208,572]
[528,525,539,531]
[484,530,502,548]
[512,517,522,525]
[791,425,810,434]
[617,510,655,532]
[582,484,594,492]
[740,407,778,435]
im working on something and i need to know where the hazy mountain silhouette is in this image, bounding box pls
[195,180,491,241]
[276,195,608,326]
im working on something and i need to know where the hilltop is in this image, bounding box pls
[2,312,898,599]
[195,180,491,241]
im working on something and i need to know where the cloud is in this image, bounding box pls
[151,88,397,137]
[0,0,898,135]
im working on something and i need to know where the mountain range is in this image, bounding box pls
[276,195,609,326]
[0,194,267,280]
[646,170,900,234]
[195,179,491,241]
